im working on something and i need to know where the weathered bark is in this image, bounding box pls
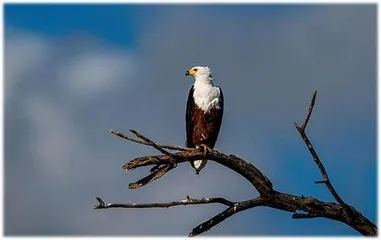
[95,91,377,236]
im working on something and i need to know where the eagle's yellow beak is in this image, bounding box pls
[185,68,197,77]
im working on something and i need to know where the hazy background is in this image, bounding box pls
[4,4,376,235]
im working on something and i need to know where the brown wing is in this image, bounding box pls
[185,86,195,148]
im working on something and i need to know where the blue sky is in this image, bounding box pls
[4,4,376,236]
[5,4,144,46]
[5,4,312,47]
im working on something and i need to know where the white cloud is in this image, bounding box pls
[5,31,137,184]
[24,96,78,182]
[60,50,135,99]
[5,32,50,95]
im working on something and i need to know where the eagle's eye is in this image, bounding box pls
[193,68,198,72]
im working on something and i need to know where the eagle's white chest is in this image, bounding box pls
[193,82,221,112]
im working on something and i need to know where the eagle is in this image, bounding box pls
[185,66,224,174]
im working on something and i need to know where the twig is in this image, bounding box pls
[95,196,235,209]
[123,155,174,171]
[110,129,193,151]
[294,90,346,207]
[129,129,177,157]
[128,164,173,189]
[300,90,317,131]
[129,129,191,167]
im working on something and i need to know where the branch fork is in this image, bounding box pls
[96,90,376,236]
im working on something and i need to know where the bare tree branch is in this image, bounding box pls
[190,197,266,236]
[128,164,173,189]
[110,128,193,151]
[294,90,346,207]
[129,129,178,160]
[97,91,377,236]
[299,90,317,131]
[190,196,299,236]
[122,150,273,195]
[94,196,235,209]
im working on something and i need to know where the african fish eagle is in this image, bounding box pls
[185,66,224,174]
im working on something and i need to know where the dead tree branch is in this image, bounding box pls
[189,196,267,236]
[294,90,346,207]
[95,196,235,209]
[96,91,377,236]
[110,129,192,151]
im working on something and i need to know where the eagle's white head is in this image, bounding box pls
[185,66,213,84]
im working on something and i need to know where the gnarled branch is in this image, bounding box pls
[96,91,376,236]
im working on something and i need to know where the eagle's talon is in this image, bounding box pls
[200,144,212,155]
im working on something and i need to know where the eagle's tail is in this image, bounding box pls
[191,159,208,175]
